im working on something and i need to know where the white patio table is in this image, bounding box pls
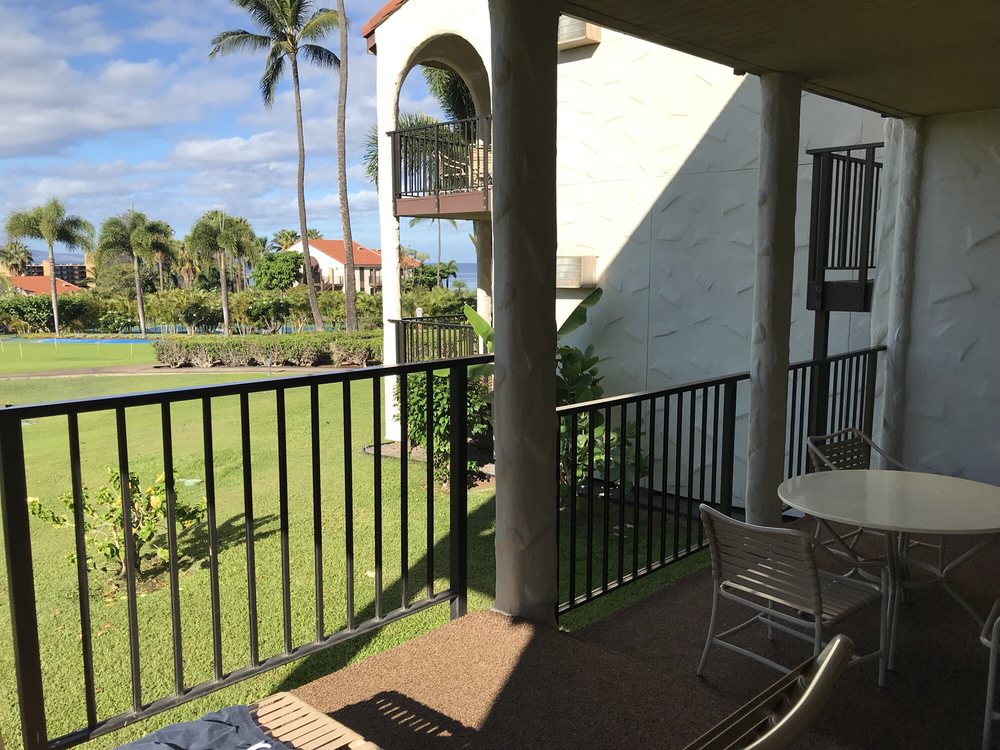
[778,469,1000,665]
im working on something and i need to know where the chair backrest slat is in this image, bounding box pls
[701,505,821,616]
[807,428,872,471]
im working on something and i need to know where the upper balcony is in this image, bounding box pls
[390,116,492,220]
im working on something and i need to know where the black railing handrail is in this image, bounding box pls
[0,355,494,420]
[805,141,885,155]
[556,345,886,416]
[388,114,490,137]
[391,315,471,324]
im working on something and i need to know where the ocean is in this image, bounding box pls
[454,261,478,289]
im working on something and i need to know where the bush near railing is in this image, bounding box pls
[153,331,383,368]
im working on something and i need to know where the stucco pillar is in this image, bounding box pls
[378,114,403,442]
[877,117,924,461]
[745,72,802,527]
[474,219,493,325]
[489,0,559,625]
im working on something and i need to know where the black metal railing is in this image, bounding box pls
[392,316,479,363]
[0,356,490,750]
[806,142,884,314]
[391,116,492,203]
[556,346,885,614]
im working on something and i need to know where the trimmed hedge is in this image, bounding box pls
[153,331,383,368]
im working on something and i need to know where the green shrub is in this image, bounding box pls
[398,370,492,483]
[28,468,206,577]
[152,331,382,368]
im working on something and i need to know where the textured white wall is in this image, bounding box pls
[891,109,1000,482]
[556,30,885,396]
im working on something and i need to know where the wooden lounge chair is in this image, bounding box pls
[252,692,380,750]
[684,635,854,749]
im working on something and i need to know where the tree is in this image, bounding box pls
[174,238,200,289]
[211,0,342,332]
[6,198,94,336]
[0,239,33,276]
[362,112,438,186]
[273,227,322,250]
[189,211,257,335]
[252,250,303,291]
[152,236,176,291]
[334,0,358,331]
[422,67,476,121]
[97,210,173,336]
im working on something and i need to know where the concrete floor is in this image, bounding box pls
[292,529,999,749]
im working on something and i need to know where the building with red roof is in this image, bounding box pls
[282,240,418,294]
[8,275,83,296]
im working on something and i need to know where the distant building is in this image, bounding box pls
[22,258,94,287]
[9,275,84,295]
[282,240,419,294]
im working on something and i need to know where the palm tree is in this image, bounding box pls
[0,239,33,276]
[273,228,299,251]
[190,211,257,335]
[211,0,342,332]
[5,198,94,336]
[334,0,358,330]
[97,210,173,337]
[174,238,200,289]
[153,237,177,291]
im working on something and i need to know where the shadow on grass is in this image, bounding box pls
[273,496,497,692]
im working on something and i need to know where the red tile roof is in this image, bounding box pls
[290,240,421,269]
[9,275,83,295]
[360,0,408,52]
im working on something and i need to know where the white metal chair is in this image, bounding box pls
[697,505,890,686]
[684,634,854,750]
[982,600,1000,750]
[807,428,945,575]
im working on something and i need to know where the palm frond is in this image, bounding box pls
[289,0,311,33]
[209,29,274,58]
[56,215,95,252]
[300,7,341,40]
[5,209,45,241]
[260,45,287,107]
[300,43,339,69]
[231,0,283,34]
[97,215,132,259]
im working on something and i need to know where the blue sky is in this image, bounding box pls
[0,0,476,265]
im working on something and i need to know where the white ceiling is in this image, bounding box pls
[563,0,1000,117]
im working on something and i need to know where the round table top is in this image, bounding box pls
[777,470,1000,535]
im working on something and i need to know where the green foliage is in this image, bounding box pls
[27,468,206,577]
[251,251,304,291]
[0,239,33,275]
[403,285,475,317]
[398,371,493,483]
[405,260,459,291]
[421,67,477,121]
[98,310,136,334]
[152,331,382,368]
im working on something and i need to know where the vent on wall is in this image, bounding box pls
[558,16,601,51]
[556,256,598,289]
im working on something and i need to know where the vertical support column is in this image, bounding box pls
[474,219,494,328]
[379,101,403,442]
[746,72,801,527]
[879,117,924,461]
[489,0,559,626]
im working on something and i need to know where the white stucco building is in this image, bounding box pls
[283,239,388,294]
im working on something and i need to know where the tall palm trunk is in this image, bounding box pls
[337,0,358,331]
[158,258,165,291]
[47,239,60,336]
[219,251,231,336]
[133,254,147,336]
[290,52,324,331]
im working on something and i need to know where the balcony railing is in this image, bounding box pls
[392,315,479,363]
[390,116,492,217]
[806,142,884,313]
[0,356,490,750]
[556,345,884,615]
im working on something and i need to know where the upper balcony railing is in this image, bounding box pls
[391,315,479,363]
[391,116,492,219]
[806,142,885,314]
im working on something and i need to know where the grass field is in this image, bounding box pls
[0,356,707,749]
[0,339,157,374]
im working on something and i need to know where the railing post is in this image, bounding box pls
[393,320,406,364]
[862,350,879,437]
[449,364,469,619]
[0,413,48,750]
[807,359,830,457]
[718,382,738,516]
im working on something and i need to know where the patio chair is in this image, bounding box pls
[684,634,854,750]
[697,505,889,687]
[807,428,944,572]
[982,600,1000,750]
[252,692,380,749]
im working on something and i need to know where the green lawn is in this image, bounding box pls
[0,370,707,749]
[0,340,157,374]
